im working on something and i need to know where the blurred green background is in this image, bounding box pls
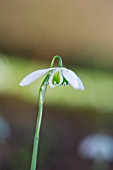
[0,1,113,170]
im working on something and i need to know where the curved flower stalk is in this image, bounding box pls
[19,55,84,170]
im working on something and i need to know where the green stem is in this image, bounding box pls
[50,55,63,67]
[30,75,49,170]
[30,55,63,170]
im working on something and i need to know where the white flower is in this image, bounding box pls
[78,133,113,162]
[19,67,84,90]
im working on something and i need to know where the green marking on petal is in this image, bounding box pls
[62,77,69,86]
[52,71,61,84]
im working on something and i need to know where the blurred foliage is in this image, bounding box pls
[8,145,30,170]
[0,53,113,113]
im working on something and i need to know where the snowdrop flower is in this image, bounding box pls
[20,56,84,170]
[19,67,84,90]
[78,133,113,162]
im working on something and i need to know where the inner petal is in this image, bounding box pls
[62,77,69,86]
[52,71,63,85]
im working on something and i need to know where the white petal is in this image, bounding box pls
[59,70,63,84]
[62,68,80,89]
[77,76,84,90]
[48,70,55,88]
[48,69,63,88]
[19,68,54,86]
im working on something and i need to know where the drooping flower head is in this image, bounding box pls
[19,55,84,90]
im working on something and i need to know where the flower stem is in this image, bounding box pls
[30,75,49,170]
[50,55,63,67]
[30,55,62,170]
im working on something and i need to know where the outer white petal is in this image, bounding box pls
[19,68,54,86]
[62,68,83,90]
[77,76,84,91]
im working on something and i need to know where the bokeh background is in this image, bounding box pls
[0,1,113,170]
